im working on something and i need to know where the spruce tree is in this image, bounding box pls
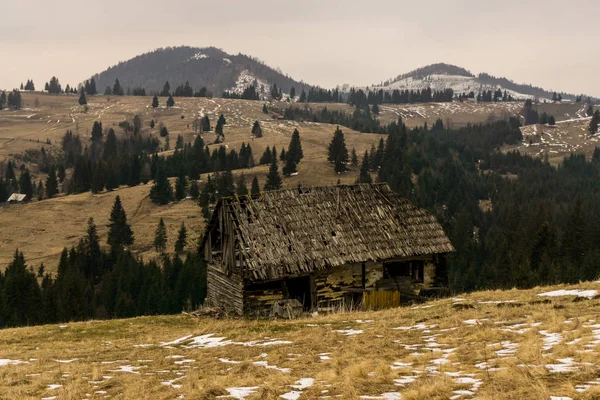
[167,94,175,108]
[280,148,286,161]
[150,167,173,205]
[113,79,124,96]
[154,218,167,254]
[189,181,200,199]
[237,173,248,196]
[252,121,263,137]
[152,95,159,108]
[327,126,349,173]
[37,181,44,201]
[174,223,187,253]
[46,166,59,198]
[262,103,268,114]
[19,170,33,199]
[590,110,600,135]
[260,146,272,165]
[78,90,87,105]
[161,81,171,97]
[202,115,211,131]
[283,155,297,176]
[287,128,304,163]
[357,151,373,183]
[251,176,260,196]
[107,195,134,251]
[264,157,282,191]
[351,147,358,167]
[175,174,187,200]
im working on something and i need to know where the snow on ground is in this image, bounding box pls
[369,74,543,101]
[538,289,598,299]
[217,386,259,399]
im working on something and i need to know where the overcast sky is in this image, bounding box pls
[1,0,599,96]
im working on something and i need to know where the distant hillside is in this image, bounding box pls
[91,46,309,97]
[372,63,593,102]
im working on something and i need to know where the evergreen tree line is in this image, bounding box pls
[48,124,255,201]
[367,116,600,292]
[348,87,455,107]
[0,197,206,329]
[0,90,22,110]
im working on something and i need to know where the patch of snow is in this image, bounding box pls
[538,289,598,299]
[394,376,416,386]
[54,358,78,363]
[107,365,141,374]
[217,386,259,399]
[334,329,363,336]
[0,359,27,366]
[47,384,62,390]
[252,360,291,373]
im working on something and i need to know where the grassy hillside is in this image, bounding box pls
[1,281,599,399]
[0,93,384,272]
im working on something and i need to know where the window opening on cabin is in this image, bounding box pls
[384,260,424,283]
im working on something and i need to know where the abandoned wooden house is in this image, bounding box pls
[200,183,454,316]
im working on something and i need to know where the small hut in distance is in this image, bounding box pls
[200,183,454,316]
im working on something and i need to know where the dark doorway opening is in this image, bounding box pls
[284,275,313,311]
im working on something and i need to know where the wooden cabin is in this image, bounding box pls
[200,183,454,316]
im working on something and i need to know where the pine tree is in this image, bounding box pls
[290,87,296,99]
[175,174,187,200]
[260,146,272,165]
[589,110,600,135]
[0,91,6,110]
[174,223,187,253]
[351,147,358,166]
[280,148,286,161]
[107,195,134,251]
[45,166,59,198]
[251,176,260,196]
[237,173,248,196]
[262,103,269,114]
[19,170,33,199]
[287,128,304,163]
[154,218,167,254]
[161,81,171,97]
[78,90,87,105]
[152,95,159,108]
[252,121,263,137]
[189,180,200,199]
[37,181,44,201]
[113,79,124,96]
[167,94,175,108]
[283,155,297,176]
[150,167,173,205]
[372,103,380,115]
[327,126,349,173]
[57,165,66,183]
[201,115,211,131]
[299,89,307,102]
[357,151,373,183]
[264,157,282,191]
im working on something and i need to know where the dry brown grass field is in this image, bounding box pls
[1,281,599,399]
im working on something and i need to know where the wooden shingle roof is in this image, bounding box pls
[204,183,454,281]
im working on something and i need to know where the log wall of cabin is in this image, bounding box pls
[206,264,244,315]
[313,262,383,311]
